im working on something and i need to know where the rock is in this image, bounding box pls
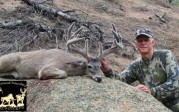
[27,77,171,112]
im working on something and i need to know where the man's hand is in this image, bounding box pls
[136,84,151,94]
[100,58,110,73]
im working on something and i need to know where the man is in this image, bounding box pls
[101,28,179,111]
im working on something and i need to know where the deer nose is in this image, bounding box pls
[95,76,102,83]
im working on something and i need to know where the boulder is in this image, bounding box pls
[27,77,171,112]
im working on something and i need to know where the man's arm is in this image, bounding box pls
[101,58,137,84]
[150,50,179,101]
[101,58,153,94]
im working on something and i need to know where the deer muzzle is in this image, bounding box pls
[92,75,102,83]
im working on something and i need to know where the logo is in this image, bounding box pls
[0,81,27,111]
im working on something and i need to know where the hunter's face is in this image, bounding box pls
[135,35,155,54]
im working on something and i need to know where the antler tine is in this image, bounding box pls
[66,26,84,50]
[112,30,124,49]
[97,42,103,59]
[67,22,84,40]
[70,26,83,39]
[67,22,75,41]
[85,39,90,58]
[66,23,90,60]
[112,24,123,45]
[112,23,117,32]
[99,45,118,59]
[99,24,124,59]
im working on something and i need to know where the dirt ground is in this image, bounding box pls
[0,0,179,73]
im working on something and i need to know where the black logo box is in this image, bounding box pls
[0,81,27,111]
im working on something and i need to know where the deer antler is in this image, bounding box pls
[20,88,27,93]
[98,24,124,59]
[66,22,90,60]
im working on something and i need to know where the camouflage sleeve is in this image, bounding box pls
[150,50,179,101]
[104,63,137,84]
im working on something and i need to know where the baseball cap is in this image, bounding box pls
[135,28,153,39]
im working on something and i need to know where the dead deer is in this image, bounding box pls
[0,23,123,82]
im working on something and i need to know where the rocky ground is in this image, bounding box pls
[1,0,179,72]
[27,77,171,112]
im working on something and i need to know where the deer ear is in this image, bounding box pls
[65,61,87,68]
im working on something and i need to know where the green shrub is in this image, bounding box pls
[166,0,179,5]
[177,19,179,23]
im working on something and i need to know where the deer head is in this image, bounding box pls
[66,22,124,82]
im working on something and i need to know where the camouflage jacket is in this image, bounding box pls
[105,49,179,106]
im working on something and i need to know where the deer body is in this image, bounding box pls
[0,49,89,79]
